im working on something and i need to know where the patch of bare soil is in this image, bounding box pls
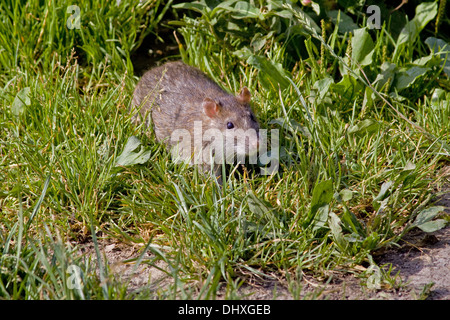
[78,240,172,297]
[304,182,450,300]
[377,226,450,300]
[374,183,450,300]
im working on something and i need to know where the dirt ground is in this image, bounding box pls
[79,182,450,300]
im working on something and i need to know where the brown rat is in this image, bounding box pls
[132,61,260,179]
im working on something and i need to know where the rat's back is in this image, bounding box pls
[132,61,228,141]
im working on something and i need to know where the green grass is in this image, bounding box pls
[1,0,449,299]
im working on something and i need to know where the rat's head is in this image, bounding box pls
[201,87,260,161]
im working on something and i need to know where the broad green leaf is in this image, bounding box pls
[331,74,363,100]
[328,10,358,33]
[396,20,417,48]
[311,1,320,16]
[328,211,346,249]
[172,2,208,13]
[397,2,437,45]
[269,118,311,138]
[306,179,333,230]
[312,205,329,231]
[373,180,393,202]
[430,88,449,110]
[412,54,435,67]
[282,4,320,34]
[246,192,277,230]
[12,87,31,116]
[250,33,266,51]
[115,136,151,167]
[273,10,293,20]
[339,189,353,202]
[246,54,291,90]
[313,77,333,100]
[351,28,374,66]
[215,0,243,11]
[413,2,438,30]
[404,161,416,171]
[347,119,379,135]
[362,86,375,110]
[247,191,271,217]
[366,264,382,290]
[412,206,446,233]
[395,66,430,90]
[394,2,437,59]
[373,62,396,92]
[431,88,446,99]
[396,164,417,187]
[233,48,252,60]
[342,207,365,236]
[230,1,261,19]
[310,179,333,211]
[425,37,450,77]
[416,220,447,233]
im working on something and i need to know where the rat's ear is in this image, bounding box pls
[237,87,251,104]
[202,98,220,118]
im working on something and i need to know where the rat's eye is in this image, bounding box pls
[227,122,234,129]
